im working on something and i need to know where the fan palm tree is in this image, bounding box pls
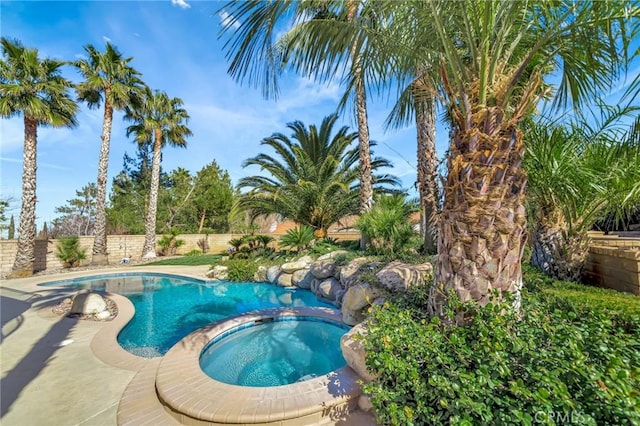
[525,108,640,282]
[124,88,192,258]
[74,42,144,265]
[237,114,399,235]
[220,1,443,252]
[0,38,78,277]
[219,1,377,233]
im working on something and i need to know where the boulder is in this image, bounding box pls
[253,266,268,282]
[310,259,336,279]
[358,395,374,412]
[375,261,433,292]
[207,265,229,280]
[310,278,321,294]
[339,257,370,288]
[277,273,294,287]
[70,291,107,315]
[340,323,378,382]
[297,255,314,265]
[281,260,308,274]
[342,308,366,326]
[317,277,341,300]
[292,268,313,289]
[342,283,380,312]
[334,289,346,307]
[267,265,282,284]
[317,250,350,261]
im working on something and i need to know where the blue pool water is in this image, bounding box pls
[40,273,334,357]
[200,317,349,386]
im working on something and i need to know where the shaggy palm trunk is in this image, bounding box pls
[11,116,38,277]
[531,224,589,282]
[142,130,162,258]
[430,118,528,315]
[91,96,113,265]
[415,93,439,253]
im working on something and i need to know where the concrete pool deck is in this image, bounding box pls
[0,265,376,426]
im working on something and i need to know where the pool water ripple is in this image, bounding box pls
[40,273,334,356]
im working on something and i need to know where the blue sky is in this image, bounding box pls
[1,1,638,235]
[1,0,446,233]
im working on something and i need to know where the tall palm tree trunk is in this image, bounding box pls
[91,96,113,265]
[429,121,528,315]
[355,74,373,215]
[11,116,38,277]
[141,129,162,258]
[415,93,438,253]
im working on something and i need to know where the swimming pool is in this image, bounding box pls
[40,273,334,357]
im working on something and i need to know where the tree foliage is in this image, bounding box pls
[51,183,98,237]
[237,114,399,233]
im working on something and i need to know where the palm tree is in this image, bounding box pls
[237,114,399,235]
[74,42,144,265]
[525,109,640,282]
[0,38,78,277]
[124,88,192,258]
[219,1,378,241]
[398,0,638,313]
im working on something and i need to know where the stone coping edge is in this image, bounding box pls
[156,307,362,424]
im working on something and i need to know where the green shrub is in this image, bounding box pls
[184,249,202,257]
[279,225,315,252]
[224,258,259,281]
[364,286,640,425]
[357,194,418,255]
[56,236,87,268]
[158,229,185,256]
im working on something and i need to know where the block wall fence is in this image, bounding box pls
[584,231,640,295]
[0,232,361,278]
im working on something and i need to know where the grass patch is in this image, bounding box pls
[140,254,222,266]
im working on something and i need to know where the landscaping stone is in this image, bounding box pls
[339,257,370,288]
[277,273,294,287]
[310,278,321,294]
[267,265,282,284]
[358,395,374,412]
[278,292,292,304]
[310,259,336,279]
[281,260,308,273]
[342,308,367,326]
[335,289,346,307]
[297,255,314,265]
[376,261,433,292]
[317,250,349,261]
[253,265,268,282]
[317,277,341,300]
[342,283,380,312]
[340,323,378,382]
[292,268,313,289]
[70,291,107,315]
[208,265,229,280]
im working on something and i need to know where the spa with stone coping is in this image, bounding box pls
[155,307,362,425]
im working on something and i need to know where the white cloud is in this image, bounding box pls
[219,11,240,30]
[0,156,71,171]
[102,35,111,42]
[275,77,341,112]
[171,0,190,9]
